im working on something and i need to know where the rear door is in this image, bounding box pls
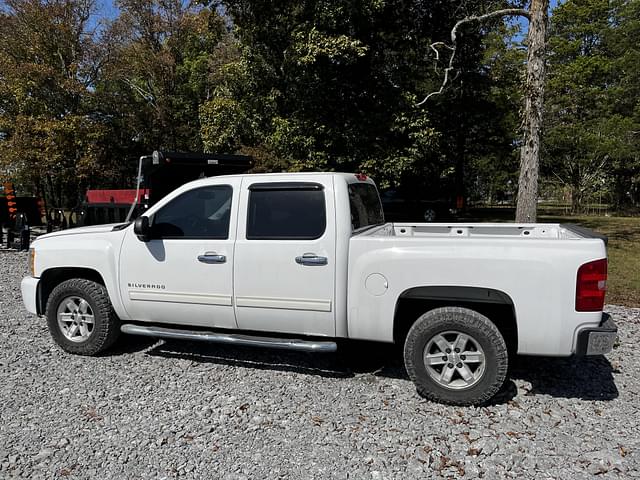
[233,176,336,336]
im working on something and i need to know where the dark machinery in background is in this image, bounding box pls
[75,150,253,227]
[1,151,252,246]
[72,189,149,228]
[0,182,44,250]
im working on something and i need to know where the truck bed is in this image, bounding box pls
[348,220,608,355]
[363,223,606,242]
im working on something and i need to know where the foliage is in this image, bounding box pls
[97,0,235,154]
[543,0,640,212]
[432,20,526,206]
[0,0,110,206]
[3,115,110,206]
[0,0,637,214]
[200,0,496,186]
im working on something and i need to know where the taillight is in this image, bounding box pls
[576,259,607,312]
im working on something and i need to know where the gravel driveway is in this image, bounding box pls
[1,250,638,479]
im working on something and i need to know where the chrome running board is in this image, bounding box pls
[121,324,337,353]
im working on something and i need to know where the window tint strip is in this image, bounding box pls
[248,182,323,192]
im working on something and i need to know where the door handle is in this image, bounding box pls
[197,252,226,264]
[295,253,328,266]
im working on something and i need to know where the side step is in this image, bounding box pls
[120,324,337,353]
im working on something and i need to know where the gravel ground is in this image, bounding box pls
[0,250,639,479]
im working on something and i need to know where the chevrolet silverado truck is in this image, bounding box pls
[20,173,617,405]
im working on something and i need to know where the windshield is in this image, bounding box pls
[349,182,385,232]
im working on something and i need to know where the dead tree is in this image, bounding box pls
[418,0,549,222]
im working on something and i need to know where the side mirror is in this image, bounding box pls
[134,216,150,242]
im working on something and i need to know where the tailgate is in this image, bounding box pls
[561,224,608,246]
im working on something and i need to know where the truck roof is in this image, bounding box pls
[188,172,372,182]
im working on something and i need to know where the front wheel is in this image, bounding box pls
[403,307,508,406]
[46,278,120,355]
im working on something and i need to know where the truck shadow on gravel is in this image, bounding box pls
[106,333,160,355]
[123,336,619,403]
[137,338,407,379]
[506,355,619,401]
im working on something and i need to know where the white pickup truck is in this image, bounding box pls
[20,172,617,405]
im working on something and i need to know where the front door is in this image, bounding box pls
[119,179,240,329]
[233,176,336,336]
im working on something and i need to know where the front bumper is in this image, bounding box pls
[20,276,40,315]
[575,313,618,355]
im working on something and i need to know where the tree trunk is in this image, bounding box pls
[454,128,466,211]
[571,185,582,214]
[515,0,548,222]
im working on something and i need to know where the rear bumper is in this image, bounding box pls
[575,313,617,355]
[20,276,40,315]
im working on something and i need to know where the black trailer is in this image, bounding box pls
[76,151,253,227]
[140,151,253,207]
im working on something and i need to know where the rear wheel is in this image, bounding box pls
[403,307,508,406]
[46,279,120,355]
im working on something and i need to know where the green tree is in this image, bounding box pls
[543,0,640,212]
[201,0,491,187]
[98,0,234,156]
[414,1,551,221]
[422,19,526,209]
[0,0,113,207]
[200,0,530,206]
[605,0,640,208]
[466,26,525,205]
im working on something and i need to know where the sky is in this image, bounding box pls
[96,0,118,20]
[85,0,562,42]
[92,1,563,28]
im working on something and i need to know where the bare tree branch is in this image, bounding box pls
[123,78,157,109]
[429,42,452,62]
[551,170,569,186]
[417,8,530,106]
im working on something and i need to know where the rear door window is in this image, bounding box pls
[246,183,326,240]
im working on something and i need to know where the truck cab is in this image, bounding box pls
[121,173,351,337]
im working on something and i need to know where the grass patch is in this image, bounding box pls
[466,208,640,307]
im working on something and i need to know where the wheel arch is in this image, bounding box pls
[393,285,518,354]
[37,267,106,315]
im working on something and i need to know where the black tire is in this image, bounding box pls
[423,208,437,222]
[46,278,120,355]
[403,307,508,406]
